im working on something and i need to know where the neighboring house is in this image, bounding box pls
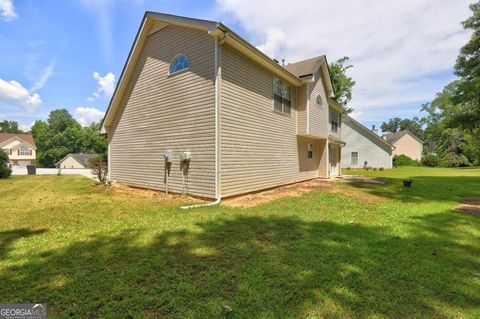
[341,115,394,169]
[100,12,345,199]
[0,133,36,167]
[56,153,96,169]
[383,130,424,161]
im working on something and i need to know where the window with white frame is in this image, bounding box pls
[19,146,29,156]
[169,54,190,74]
[330,110,339,133]
[351,152,358,165]
[307,143,313,159]
[273,78,291,114]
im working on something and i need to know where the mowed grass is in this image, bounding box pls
[0,167,479,318]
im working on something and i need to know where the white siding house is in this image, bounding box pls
[341,116,394,169]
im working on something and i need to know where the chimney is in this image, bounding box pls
[371,125,376,131]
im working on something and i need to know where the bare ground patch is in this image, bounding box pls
[223,178,388,208]
[107,182,204,204]
[455,197,480,216]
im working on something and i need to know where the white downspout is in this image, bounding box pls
[107,130,111,181]
[181,31,225,209]
[306,83,310,135]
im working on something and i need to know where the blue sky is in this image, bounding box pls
[0,0,473,131]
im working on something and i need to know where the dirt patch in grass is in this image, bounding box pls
[223,179,333,207]
[108,182,203,204]
[455,197,480,216]
[223,178,387,208]
[335,175,387,185]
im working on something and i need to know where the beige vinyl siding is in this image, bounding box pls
[220,45,320,197]
[318,139,328,177]
[308,68,329,138]
[393,134,423,161]
[108,25,216,197]
[296,84,307,135]
[58,156,85,169]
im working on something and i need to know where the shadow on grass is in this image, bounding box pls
[348,176,480,204]
[0,212,479,318]
[0,228,47,258]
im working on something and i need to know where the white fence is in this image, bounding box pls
[12,167,95,178]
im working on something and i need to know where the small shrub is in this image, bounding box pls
[421,154,441,167]
[0,151,11,179]
[379,167,384,171]
[441,153,472,167]
[393,154,419,167]
[0,166,12,178]
[373,167,377,171]
[346,167,351,171]
[88,154,108,184]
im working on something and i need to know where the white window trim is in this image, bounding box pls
[168,54,190,76]
[273,77,292,116]
[19,146,30,156]
[307,143,313,159]
[351,151,358,165]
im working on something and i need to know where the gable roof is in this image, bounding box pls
[0,133,36,148]
[284,55,325,78]
[100,12,336,132]
[343,115,394,149]
[56,153,96,167]
[383,130,423,144]
[283,55,335,97]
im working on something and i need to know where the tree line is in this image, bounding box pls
[381,2,480,167]
[1,109,107,168]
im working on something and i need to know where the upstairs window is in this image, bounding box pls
[330,111,339,133]
[273,78,291,114]
[19,146,30,156]
[307,143,313,159]
[169,54,190,74]
[351,152,358,165]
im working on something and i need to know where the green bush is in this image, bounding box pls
[0,151,8,167]
[0,166,12,178]
[393,154,419,167]
[421,154,441,167]
[0,151,11,179]
[441,153,472,167]
[379,167,384,171]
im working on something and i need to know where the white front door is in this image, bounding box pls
[329,146,340,177]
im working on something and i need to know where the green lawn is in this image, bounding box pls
[0,167,479,318]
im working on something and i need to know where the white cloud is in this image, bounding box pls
[88,71,115,101]
[0,78,42,113]
[19,121,34,132]
[0,0,17,21]
[74,106,105,127]
[30,59,56,92]
[217,0,472,122]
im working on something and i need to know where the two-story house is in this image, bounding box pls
[0,133,37,167]
[100,12,345,199]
